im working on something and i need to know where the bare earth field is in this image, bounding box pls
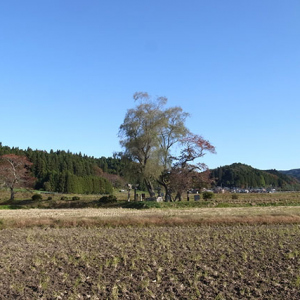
[1,224,300,299]
[1,206,300,299]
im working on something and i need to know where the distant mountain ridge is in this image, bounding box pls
[279,169,300,181]
[209,163,300,191]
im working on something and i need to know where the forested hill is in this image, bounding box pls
[0,143,126,194]
[280,169,300,181]
[210,163,300,190]
[2,143,299,193]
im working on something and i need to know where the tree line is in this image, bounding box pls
[210,163,300,190]
[0,143,123,195]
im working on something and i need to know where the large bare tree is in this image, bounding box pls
[0,154,34,201]
[119,92,169,196]
[168,134,216,201]
[119,92,215,200]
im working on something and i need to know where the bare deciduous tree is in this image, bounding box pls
[119,92,215,200]
[169,134,215,200]
[0,154,34,201]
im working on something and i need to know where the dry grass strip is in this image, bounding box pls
[1,206,300,228]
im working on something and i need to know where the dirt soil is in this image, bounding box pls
[1,225,300,299]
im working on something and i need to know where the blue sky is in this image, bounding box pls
[0,0,299,171]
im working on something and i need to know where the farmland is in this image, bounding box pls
[1,192,300,298]
[1,224,300,299]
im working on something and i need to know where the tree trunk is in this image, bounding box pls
[162,185,172,202]
[144,179,155,197]
[174,192,182,201]
[157,179,173,202]
[10,187,15,201]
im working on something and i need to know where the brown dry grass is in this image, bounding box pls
[1,206,300,229]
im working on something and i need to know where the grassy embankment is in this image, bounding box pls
[1,189,300,228]
[1,189,300,208]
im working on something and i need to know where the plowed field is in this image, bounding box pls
[1,224,300,299]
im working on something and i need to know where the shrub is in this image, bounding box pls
[124,201,161,209]
[232,194,239,200]
[60,196,68,200]
[202,191,214,200]
[32,194,43,201]
[98,195,117,204]
[72,196,80,201]
[47,196,53,201]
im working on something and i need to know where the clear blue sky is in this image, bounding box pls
[0,0,299,171]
